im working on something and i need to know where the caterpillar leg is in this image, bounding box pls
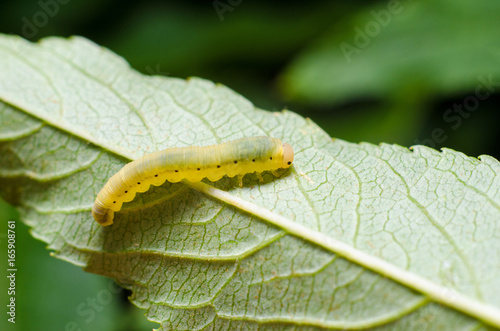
[272,170,280,177]
[256,172,264,182]
[237,174,244,187]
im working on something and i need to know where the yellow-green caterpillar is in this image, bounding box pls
[92,136,294,226]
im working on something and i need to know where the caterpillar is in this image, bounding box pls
[92,136,294,226]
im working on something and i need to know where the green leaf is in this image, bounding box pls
[280,0,500,105]
[277,0,500,146]
[1,35,500,330]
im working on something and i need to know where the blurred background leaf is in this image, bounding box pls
[279,0,500,151]
[1,1,499,330]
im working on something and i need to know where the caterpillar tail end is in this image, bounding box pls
[281,143,294,168]
[92,203,115,226]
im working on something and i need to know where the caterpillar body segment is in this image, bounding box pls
[92,137,294,226]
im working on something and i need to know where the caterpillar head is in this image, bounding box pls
[281,143,294,168]
[92,203,115,226]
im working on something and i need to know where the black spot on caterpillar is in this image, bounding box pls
[92,136,294,226]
